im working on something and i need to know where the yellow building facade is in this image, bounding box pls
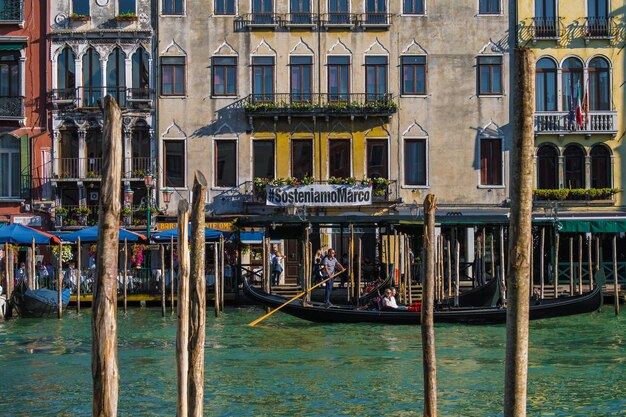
[519,0,625,210]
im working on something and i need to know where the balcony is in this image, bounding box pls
[52,87,152,110]
[0,0,23,23]
[242,93,397,118]
[129,157,152,179]
[530,17,561,41]
[358,13,392,28]
[283,13,316,28]
[127,87,154,109]
[234,13,280,30]
[584,17,614,41]
[534,111,617,136]
[321,13,356,28]
[56,157,102,180]
[0,96,24,121]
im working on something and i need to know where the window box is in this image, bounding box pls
[70,14,91,22]
[533,188,619,201]
[115,13,138,22]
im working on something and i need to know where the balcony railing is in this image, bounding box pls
[0,96,24,119]
[130,157,152,178]
[534,111,617,135]
[585,16,613,39]
[531,17,560,40]
[56,157,102,180]
[358,13,392,27]
[77,86,104,109]
[52,87,152,109]
[284,13,316,27]
[0,1,23,22]
[235,13,281,30]
[243,93,397,117]
[127,87,154,108]
[322,12,356,27]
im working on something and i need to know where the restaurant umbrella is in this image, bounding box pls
[0,224,61,244]
[59,226,147,243]
[152,226,226,242]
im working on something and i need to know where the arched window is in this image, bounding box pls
[82,48,102,107]
[537,145,558,189]
[564,146,585,189]
[132,122,151,176]
[0,134,20,198]
[132,47,150,90]
[106,47,126,106]
[536,58,557,111]
[588,57,610,111]
[562,57,583,112]
[590,145,611,189]
[57,47,76,99]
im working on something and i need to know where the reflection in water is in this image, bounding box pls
[0,308,624,416]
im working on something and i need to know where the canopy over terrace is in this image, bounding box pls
[0,224,61,244]
[534,216,626,233]
[57,226,147,243]
[152,226,226,242]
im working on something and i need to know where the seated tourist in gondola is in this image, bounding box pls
[382,288,408,311]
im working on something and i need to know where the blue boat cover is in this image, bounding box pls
[24,288,71,306]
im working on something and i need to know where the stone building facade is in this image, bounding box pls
[48,0,155,230]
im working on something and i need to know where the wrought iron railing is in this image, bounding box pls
[235,13,281,29]
[56,157,102,179]
[58,157,80,179]
[0,0,23,21]
[531,16,560,39]
[322,12,355,26]
[284,13,316,25]
[127,87,153,108]
[0,96,24,118]
[107,86,127,107]
[585,16,613,39]
[358,13,392,27]
[534,111,617,134]
[77,86,104,108]
[130,157,152,178]
[243,93,397,116]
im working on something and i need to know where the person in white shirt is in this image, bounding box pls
[382,287,407,310]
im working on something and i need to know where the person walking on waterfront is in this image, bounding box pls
[15,262,27,286]
[322,248,345,307]
[271,250,284,286]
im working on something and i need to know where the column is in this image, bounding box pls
[465,227,475,279]
[78,129,87,178]
[74,58,83,105]
[558,155,564,189]
[585,154,591,189]
[123,126,132,179]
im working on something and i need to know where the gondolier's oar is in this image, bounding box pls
[247,270,345,327]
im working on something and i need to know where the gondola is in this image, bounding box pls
[243,278,603,325]
[10,283,71,318]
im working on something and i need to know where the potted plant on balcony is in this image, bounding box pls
[54,207,68,227]
[362,177,390,196]
[70,13,91,22]
[121,207,133,227]
[115,12,138,22]
[86,170,98,178]
[74,206,92,226]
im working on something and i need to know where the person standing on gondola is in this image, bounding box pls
[321,248,345,307]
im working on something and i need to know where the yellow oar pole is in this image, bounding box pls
[248,270,344,327]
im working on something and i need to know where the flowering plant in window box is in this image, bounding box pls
[362,176,390,196]
[55,207,69,217]
[52,244,74,264]
[131,244,146,268]
[328,176,357,185]
[116,12,138,21]
[70,13,91,22]
[533,188,620,201]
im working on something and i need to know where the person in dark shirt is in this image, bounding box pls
[321,248,345,307]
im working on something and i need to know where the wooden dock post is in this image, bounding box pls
[446,238,452,301]
[57,241,62,318]
[220,235,225,312]
[349,224,354,302]
[29,237,35,289]
[455,239,460,307]
[504,47,534,417]
[77,237,81,312]
[613,235,619,315]
[357,238,362,301]
[587,236,593,291]
[91,95,122,416]
[263,237,270,313]
[214,243,220,318]
[540,228,545,299]
[500,226,506,303]
[188,171,207,417]
[578,235,583,294]
[161,245,166,317]
[4,243,9,302]
[422,194,437,417]
[175,200,190,417]
[123,238,128,314]
[170,236,175,313]
[554,233,559,298]
[569,238,574,295]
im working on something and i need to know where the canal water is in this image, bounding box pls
[0,307,624,416]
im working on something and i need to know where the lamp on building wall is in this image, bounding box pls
[143,173,154,239]
[162,187,173,206]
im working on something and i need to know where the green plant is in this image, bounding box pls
[328,176,357,185]
[121,207,133,217]
[74,206,92,215]
[131,169,145,177]
[52,245,74,263]
[116,12,137,19]
[55,207,68,217]
[533,188,620,201]
[86,171,97,178]
[70,12,90,20]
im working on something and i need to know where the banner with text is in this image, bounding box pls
[266,184,372,206]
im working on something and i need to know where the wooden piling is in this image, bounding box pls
[446,238,452,301]
[595,236,600,272]
[554,233,559,298]
[214,244,220,317]
[170,236,175,312]
[57,241,62,318]
[613,235,619,315]
[422,194,437,417]
[455,239,460,307]
[475,235,481,286]
[77,237,81,313]
[161,245,166,317]
[123,238,127,313]
[357,238,362,301]
[490,233,495,282]
[569,238,574,295]
[30,237,36,289]
[188,171,207,417]
[578,235,583,294]
[26,246,33,289]
[220,235,225,312]
[349,224,354,302]
[91,95,122,416]
[176,200,190,417]
[481,228,487,286]
[539,227,546,300]
[529,237,533,292]
[3,243,9,300]
[500,227,507,303]
[587,236,593,291]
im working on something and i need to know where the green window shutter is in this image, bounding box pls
[20,134,29,199]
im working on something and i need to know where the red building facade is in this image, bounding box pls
[0,0,52,229]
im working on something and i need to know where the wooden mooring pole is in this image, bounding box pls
[77,237,81,313]
[57,241,62,318]
[540,228,545,299]
[188,171,207,417]
[170,236,175,313]
[569,238,574,295]
[123,238,128,314]
[161,245,166,317]
[578,235,583,294]
[587,235,594,288]
[92,95,122,416]
[613,235,619,316]
[422,194,437,417]
[554,234,559,298]
[214,243,220,318]
[176,200,190,417]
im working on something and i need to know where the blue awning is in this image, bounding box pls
[59,226,147,242]
[152,226,226,242]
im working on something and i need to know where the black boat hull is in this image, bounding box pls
[244,279,603,325]
[10,286,71,318]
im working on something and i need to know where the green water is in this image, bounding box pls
[0,307,624,416]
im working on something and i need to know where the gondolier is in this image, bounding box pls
[322,248,345,307]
